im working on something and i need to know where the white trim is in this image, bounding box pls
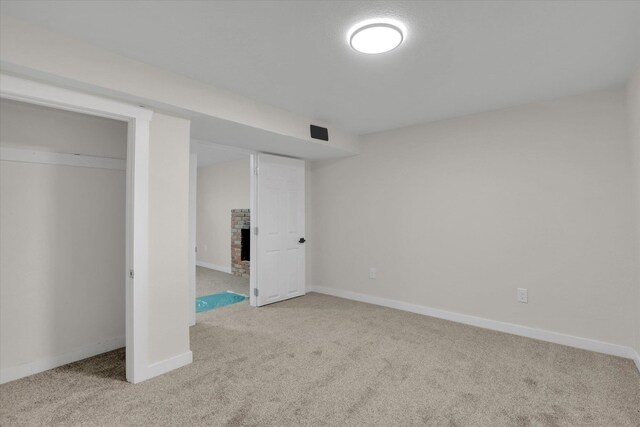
[127,117,151,384]
[249,154,257,307]
[196,260,232,274]
[0,336,125,384]
[309,285,640,369]
[0,146,126,170]
[0,74,152,122]
[137,351,193,383]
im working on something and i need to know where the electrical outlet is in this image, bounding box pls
[517,288,528,303]
[369,268,377,279]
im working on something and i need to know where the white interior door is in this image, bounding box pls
[254,153,305,306]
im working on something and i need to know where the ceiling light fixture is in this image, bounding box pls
[348,20,405,54]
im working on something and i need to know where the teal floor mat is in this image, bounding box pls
[196,291,247,313]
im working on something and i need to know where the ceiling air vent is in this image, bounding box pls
[310,125,329,141]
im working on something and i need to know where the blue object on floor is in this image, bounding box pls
[196,291,247,313]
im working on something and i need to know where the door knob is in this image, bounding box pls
[298,238,306,244]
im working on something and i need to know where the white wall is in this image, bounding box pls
[196,158,250,270]
[309,88,638,351]
[0,98,128,382]
[0,97,127,157]
[627,67,640,362]
[147,113,191,365]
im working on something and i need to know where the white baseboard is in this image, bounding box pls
[196,261,232,274]
[135,351,193,384]
[0,335,125,384]
[309,286,640,372]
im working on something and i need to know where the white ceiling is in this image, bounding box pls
[2,1,640,135]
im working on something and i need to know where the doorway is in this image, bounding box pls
[188,145,307,321]
[190,141,252,318]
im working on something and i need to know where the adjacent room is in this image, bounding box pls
[0,1,639,426]
[192,141,251,313]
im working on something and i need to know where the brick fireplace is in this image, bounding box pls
[231,209,250,277]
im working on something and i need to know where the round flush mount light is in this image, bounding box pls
[349,21,405,54]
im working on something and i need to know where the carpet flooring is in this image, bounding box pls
[1,293,638,426]
[196,266,250,297]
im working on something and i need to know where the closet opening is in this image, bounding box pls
[0,98,128,382]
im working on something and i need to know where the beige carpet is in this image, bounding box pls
[1,293,638,426]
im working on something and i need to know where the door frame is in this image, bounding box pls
[0,73,153,383]
[250,153,258,306]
